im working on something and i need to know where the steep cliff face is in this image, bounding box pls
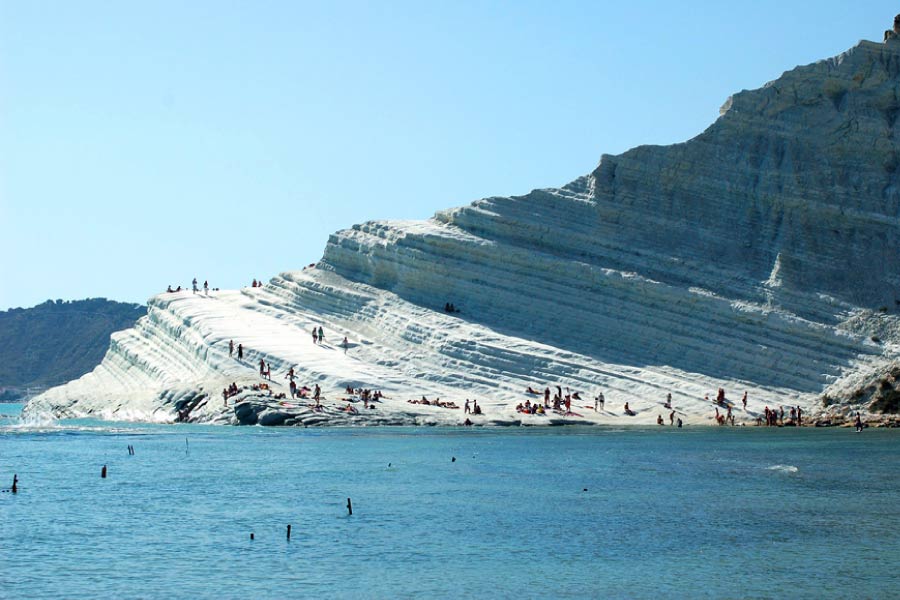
[25,39,900,425]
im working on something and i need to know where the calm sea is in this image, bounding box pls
[1,403,898,599]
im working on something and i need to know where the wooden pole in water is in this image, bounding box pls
[286,524,291,540]
[101,465,107,479]
[346,497,352,516]
[250,532,254,541]
[11,474,17,494]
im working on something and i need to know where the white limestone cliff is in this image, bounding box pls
[25,37,900,426]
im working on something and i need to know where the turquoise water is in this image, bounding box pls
[1,403,898,599]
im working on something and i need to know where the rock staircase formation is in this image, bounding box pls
[25,35,900,425]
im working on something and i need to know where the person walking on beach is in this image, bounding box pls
[237,344,243,360]
[229,340,234,357]
[318,326,325,342]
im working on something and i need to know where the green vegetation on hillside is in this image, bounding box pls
[0,298,145,399]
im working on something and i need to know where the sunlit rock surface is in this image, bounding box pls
[26,39,900,425]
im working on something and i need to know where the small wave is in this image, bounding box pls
[2,412,151,435]
[766,464,798,473]
[15,410,58,428]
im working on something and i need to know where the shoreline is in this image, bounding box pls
[19,394,900,429]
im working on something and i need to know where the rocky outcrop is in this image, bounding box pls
[25,33,900,426]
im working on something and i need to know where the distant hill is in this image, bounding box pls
[0,298,145,400]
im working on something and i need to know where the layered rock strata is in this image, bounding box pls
[26,37,900,425]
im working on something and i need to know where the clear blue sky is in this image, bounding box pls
[1,1,895,309]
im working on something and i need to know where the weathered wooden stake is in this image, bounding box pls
[347,497,353,515]
[286,524,291,540]
[11,474,17,494]
[250,532,254,540]
[101,465,107,478]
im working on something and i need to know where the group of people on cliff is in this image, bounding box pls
[408,396,459,409]
[758,405,804,427]
[164,278,215,295]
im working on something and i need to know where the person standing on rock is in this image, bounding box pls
[229,340,234,357]
[797,406,803,426]
[669,410,675,425]
[259,358,266,376]
[312,327,318,344]
[314,384,321,407]
[204,280,209,295]
[318,326,325,342]
[855,412,864,432]
[465,399,470,414]
[237,344,243,360]
[192,278,198,294]
[742,391,748,410]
